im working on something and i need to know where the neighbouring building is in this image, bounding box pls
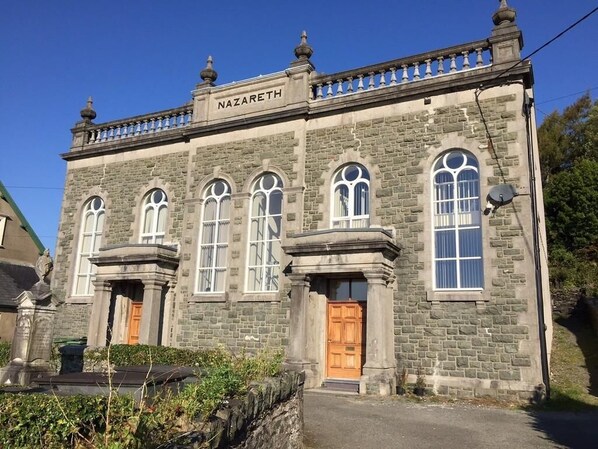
[0,181,46,341]
[52,1,552,398]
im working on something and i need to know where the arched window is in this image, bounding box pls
[432,150,483,289]
[73,196,105,296]
[196,180,231,293]
[331,163,370,228]
[247,173,283,292]
[140,189,168,244]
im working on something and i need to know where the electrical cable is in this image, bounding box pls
[491,6,598,83]
[3,185,63,190]
[536,86,597,105]
[474,6,598,184]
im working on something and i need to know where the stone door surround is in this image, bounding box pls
[87,244,179,347]
[283,228,401,395]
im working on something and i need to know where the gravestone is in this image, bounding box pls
[0,280,57,385]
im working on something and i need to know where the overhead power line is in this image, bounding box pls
[536,86,597,105]
[491,6,598,83]
[4,185,63,191]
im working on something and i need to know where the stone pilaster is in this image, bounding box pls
[87,280,112,347]
[360,270,396,396]
[284,274,318,386]
[138,280,166,345]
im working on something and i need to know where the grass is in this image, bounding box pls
[543,315,598,411]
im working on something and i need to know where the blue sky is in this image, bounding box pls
[1,1,596,254]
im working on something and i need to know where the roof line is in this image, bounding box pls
[0,180,45,254]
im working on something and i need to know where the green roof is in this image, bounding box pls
[0,180,45,254]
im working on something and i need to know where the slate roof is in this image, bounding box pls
[0,260,38,308]
[0,180,45,254]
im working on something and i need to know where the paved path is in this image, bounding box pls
[303,391,598,449]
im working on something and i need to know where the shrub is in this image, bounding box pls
[0,341,10,366]
[84,344,232,371]
[1,347,285,448]
[0,392,136,448]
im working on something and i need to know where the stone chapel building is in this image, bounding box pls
[53,1,552,398]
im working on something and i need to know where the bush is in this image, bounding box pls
[84,344,232,370]
[0,347,285,448]
[549,246,598,295]
[0,392,136,449]
[0,341,10,366]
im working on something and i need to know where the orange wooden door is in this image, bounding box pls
[127,302,143,345]
[327,301,366,379]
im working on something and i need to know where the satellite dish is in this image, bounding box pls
[487,184,518,206]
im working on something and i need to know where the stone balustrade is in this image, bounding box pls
[84,105,193,145]
[71,35,508,153]
[310,39,491,101]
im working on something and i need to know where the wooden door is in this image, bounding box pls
[327,301,366,379]
[127,302,143,345]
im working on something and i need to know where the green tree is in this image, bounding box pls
[538,93,597,184]
[538,94,598,292]
[544,159,598,253]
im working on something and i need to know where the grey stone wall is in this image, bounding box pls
[177,302,289,352]
[164,371,304,449]
[53,153,188,297]
[174,132,298,349]
[188,133,298,195]
[54,303,92,340]
[54,86,543,396]
[303,94,538,393]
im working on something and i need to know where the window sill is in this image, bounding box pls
[426,290,488,303]
[189,293,227,303]
[66,296,94,304]
[188,292,282,303]
[240,292,281,303]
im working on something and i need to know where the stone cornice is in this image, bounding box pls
[90,244,180,268]
[283,228,402,261]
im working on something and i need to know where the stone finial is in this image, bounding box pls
[492,0,516,26]
[200,56,218,85]
[80,96,96,123]
[294,31,313,61]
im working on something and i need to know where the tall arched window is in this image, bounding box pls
[73,196,105,296]
[432,150,483,289]
[140,189,168,244]
[331,163,370,228]
[196,180,230,293]
[247,173,283,292]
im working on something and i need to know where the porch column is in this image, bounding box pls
[87,280,112,347]
[361,271,396,396]
[138,280,165,345]
[284,273,317,385]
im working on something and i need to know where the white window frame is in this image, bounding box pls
[73,197,105,296]
[0,215,7,247]
[331,163,370,229]
[195,180,231,294]
[432,150,483,290]
[140,189,168,244]
[246,173,283,293]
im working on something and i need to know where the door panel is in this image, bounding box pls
[327,301,366,379]
[127,302,143,345]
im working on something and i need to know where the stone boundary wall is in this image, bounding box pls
[551,288,584,318]
[585,297,598,337]
[165,371,304,449]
